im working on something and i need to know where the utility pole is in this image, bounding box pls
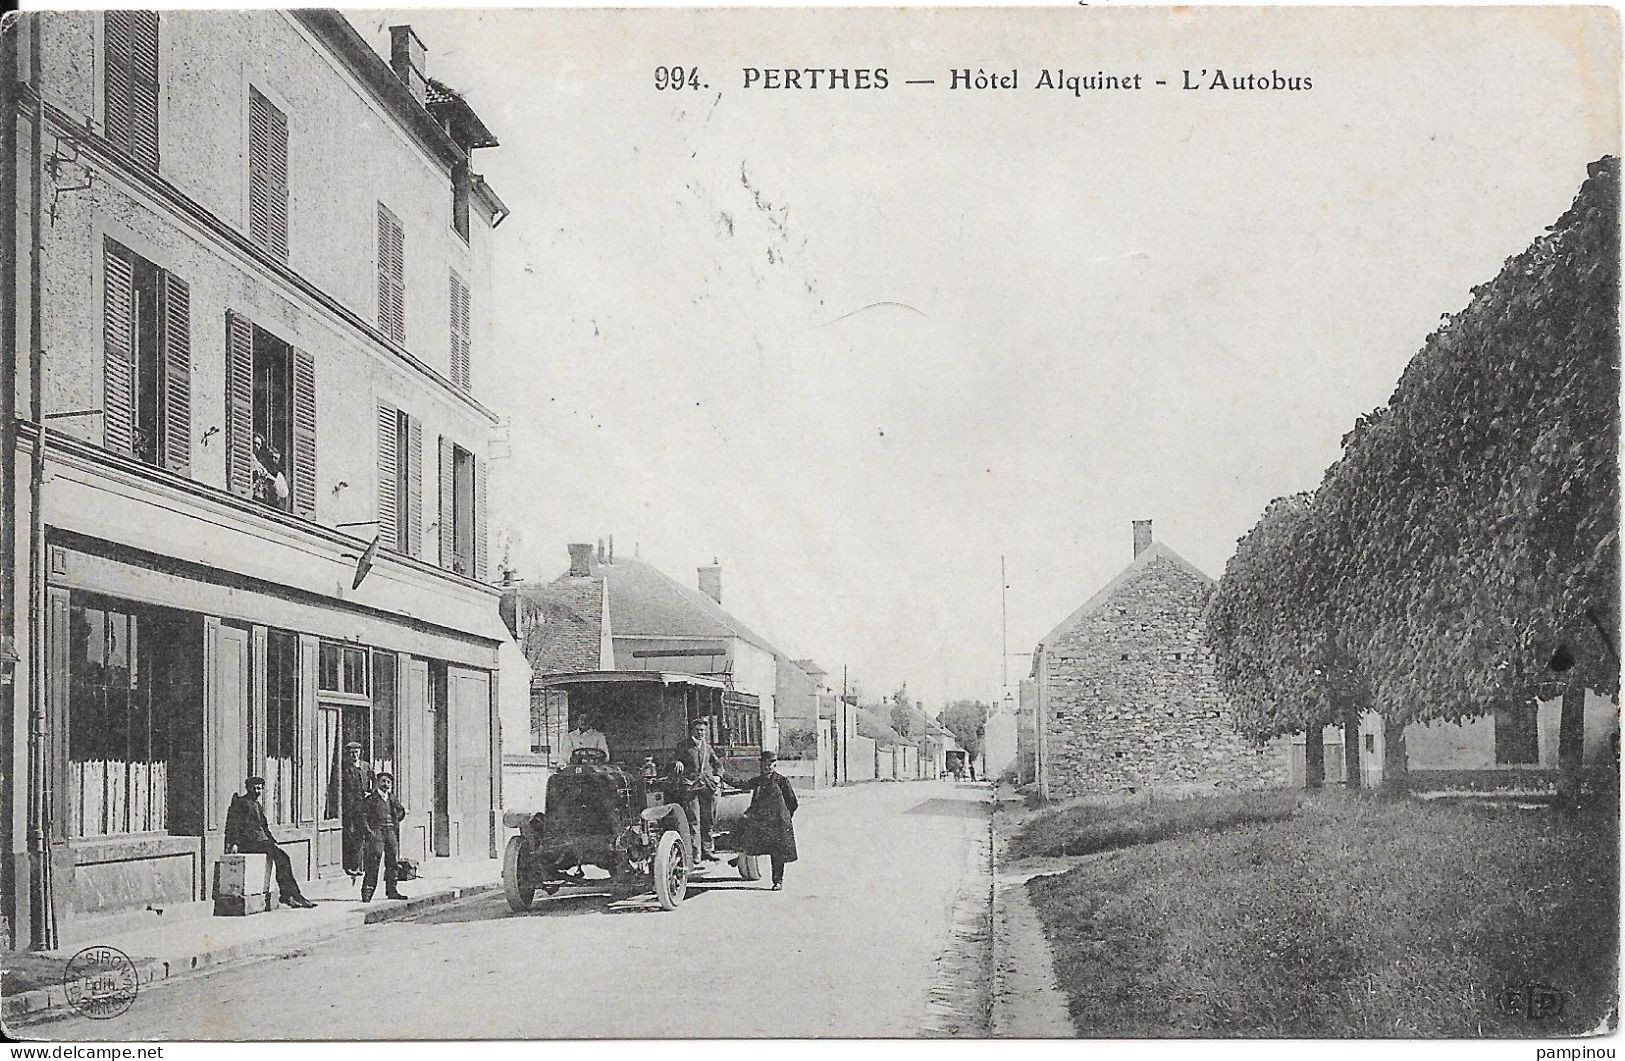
[1000,554,1008,693]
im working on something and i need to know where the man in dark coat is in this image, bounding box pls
[340,741,375,880]
[359,772,408,902]
[672,718,723,861]
[226,776,316,908]
[734,750,798,889]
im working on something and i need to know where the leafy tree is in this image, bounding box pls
[941,699,990,761]
[890,683,913,737]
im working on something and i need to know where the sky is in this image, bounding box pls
[360,6,1618,709]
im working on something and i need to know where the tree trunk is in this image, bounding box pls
[1381,715,1409,795]
[1342,702,1363,789]
[1304,725,1325,789]
[1556,682,1587,810]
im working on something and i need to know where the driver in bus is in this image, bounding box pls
[560,710,608,764]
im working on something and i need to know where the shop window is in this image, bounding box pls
[318,642,368,697]
[264,629,299,825]
[67,598,198,837]
[372,650,397,778]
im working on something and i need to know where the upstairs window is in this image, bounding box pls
[438,437,487,580]
[376,204,406,343]
[247,87,290,260]
[449,270,471,391]
[225,313,317,515]
[103,237,190,475]
[104,12,160,170]
[376,401,422,556]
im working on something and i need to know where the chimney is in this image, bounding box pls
[607,535,614,565]
[389,25,429,106]
[698,559,722,605]
[596,538,605,564]
[567,542,593,578]
[1132,519,1153,558]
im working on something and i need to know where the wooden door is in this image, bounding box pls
[448,667,492,860]
[205,621,250,850]
[315,704,343,874]
[401,657,431,861]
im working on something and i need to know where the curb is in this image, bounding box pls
[3,882,499,1026]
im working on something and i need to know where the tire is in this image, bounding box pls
[503,835,536,912]
[653,830,688,910]
[737,853,767,881]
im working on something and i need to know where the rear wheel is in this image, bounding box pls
[503,836,536,912]
[737,853,767,881]
[653,831,688,910]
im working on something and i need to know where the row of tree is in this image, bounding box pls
[1205,157,1620,803]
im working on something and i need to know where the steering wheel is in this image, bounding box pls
[570,747,609,765]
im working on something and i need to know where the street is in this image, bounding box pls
[29,780,991,1040]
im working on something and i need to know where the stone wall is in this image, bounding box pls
[1042,554,1288,799]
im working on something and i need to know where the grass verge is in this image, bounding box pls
[1010,788,1305,860]
[1024,792,1618,1036]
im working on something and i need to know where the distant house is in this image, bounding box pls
[1032,521,1289,801]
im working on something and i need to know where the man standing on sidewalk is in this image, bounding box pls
[341,741,375,881]
[359,772,409,902]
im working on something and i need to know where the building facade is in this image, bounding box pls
[1033,521,1289,801]
[2,12,509,948]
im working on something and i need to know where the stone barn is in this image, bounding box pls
[1032,521,1289,801]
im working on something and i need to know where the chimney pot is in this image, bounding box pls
[567,542,593,578]
[698,562,722,605]
[1132,520,1154,558]
[389,25,429,107]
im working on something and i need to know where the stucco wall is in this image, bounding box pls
[29,12,497,559]
[1041,554,1289,800]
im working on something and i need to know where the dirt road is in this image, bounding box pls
[25,779,991,1040]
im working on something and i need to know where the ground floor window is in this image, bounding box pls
[372,650,397,777]
[67,596,200,838]
[264,629,299,824]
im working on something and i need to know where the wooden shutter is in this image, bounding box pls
[377,401,399,549]
[449,271,471,391]
[474,455,489,581]
[102,240,135,455]
[103,12,133,153]
[159,271,190,475]
[291,347,317,515]
[225,311,254,496]
[406,414,423,557]
[377,204,405,343]
[248,88,289,260]
[128,13,160,170]
[438,435,454,569]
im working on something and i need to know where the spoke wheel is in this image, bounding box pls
[502,836,536,912]
[653,831,688,910]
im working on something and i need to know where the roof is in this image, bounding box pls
[583,556,780,655]
[1037,541,1213,650]
[426,77,500,150]
[512,575,605,676]
[536,670,727,691]
[793,659,828,680]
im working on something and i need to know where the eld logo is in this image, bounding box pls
[1496,982,1567,1021]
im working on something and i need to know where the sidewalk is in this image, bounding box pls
[3,856,499,1026]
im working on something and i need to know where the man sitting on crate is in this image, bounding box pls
[671,718,723,862]
[226,776,316,909]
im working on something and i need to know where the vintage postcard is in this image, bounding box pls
[0,2,1617,1048]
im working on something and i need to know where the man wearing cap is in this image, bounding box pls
[226,776,316,908]
[359,772,409,902]
[672,718,723,861]
[341,741,375,880]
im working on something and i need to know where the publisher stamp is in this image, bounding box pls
[63,946,140,1020]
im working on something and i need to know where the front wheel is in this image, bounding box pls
[503,835,536,912]
[737,853,768,881]
[653,831,688,910]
